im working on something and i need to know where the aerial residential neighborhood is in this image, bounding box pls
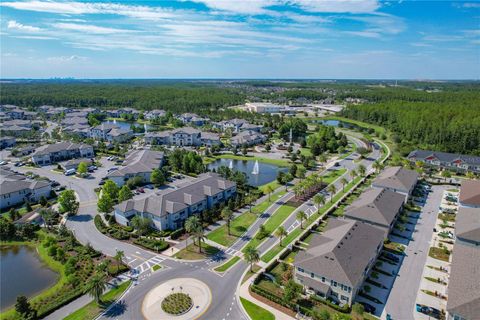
[1,1,479,320]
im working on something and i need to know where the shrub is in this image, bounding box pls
[170,228,184,240]
[133,238,169,252]
[94,215,108,234]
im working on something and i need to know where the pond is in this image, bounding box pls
[102,120,152,131]
[313,119,359,129]
[208,158,287,187]
[0,245,58,311]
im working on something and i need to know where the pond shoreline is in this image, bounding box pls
[0,241,60,313]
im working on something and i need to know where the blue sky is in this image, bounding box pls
[1,0,479,79]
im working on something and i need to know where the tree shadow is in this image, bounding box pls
[103,300,128,318]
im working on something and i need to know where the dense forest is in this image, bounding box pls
[0,81,245,114]
[340,86,480,156]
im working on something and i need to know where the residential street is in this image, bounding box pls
[383,185,447,320]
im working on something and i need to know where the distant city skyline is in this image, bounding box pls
[1,0,479,79]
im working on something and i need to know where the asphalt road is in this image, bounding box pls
[383,185,446,320]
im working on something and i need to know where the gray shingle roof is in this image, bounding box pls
[33,142,92,156]
[115,172,235,217]
[372,166,418,193]
[455,207,480,244]
[0,179,50,195]
[344,188,404,228]
[446,242,480,319]
[107,150,164,177]
[408,150,480,166]
[459,180,480,207]
[294,218,385,288]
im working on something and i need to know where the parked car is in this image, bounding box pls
[416,304,441,319]
[144,184,154,190]
[383,252,400,263]
[65,169,76,176]
[137,188,145,193]
[99,180,106,185]
[88,165,97,171]
[360,302,376,313]
[54,185,66,192]
[107,167,118,173]
[51,181,60,187]
[0,160,7,165]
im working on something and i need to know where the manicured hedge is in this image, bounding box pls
[133,238,169,251]
[170,228,184,240]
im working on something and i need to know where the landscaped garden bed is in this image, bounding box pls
[161,293,193,315]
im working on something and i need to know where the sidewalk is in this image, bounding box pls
[43,273,131,320]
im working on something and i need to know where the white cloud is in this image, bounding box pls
[344,30,381,38]
[52,22,133,34]
[47,55,87,61]
[7,20,41,32]
[290,0,380,14]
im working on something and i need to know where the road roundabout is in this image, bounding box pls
[142,278,212,320]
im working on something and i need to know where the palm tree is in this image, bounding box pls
[193,227,205,253]
[313,194,325,214]
[40,209,55,230]
[265,185,274,202]
[185,215,201,247]
[114,250,125,273]
[327,184,337,202]
[358,164,366,177]
[350,169,357,180]
[275,226,288,247]
[244,246,260,272]
[87,274,107,305]
[221,208,235,236]
[372,160,382,173]
[296,211,307,229]
[340,177,348,192]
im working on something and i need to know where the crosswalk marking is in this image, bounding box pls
[130,255,165,275]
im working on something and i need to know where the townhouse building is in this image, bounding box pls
[371,166,419,200]
[408,150,480,174]
[343,187,405,234]
[31,142,94,166]
[144,127,221,147]
[0,169,51,210]
[294,218,385,306]
[114,172,236,231]
[107,150,165,186]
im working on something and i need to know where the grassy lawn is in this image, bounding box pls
[207,211,257,246]
[215,154,291,167]
[64,280,131,320]
[258,180,281,194]
[322,168,347,184]
[252,190,287,214]
[429,247,450,262]
[152,264,162,271]
[214,256,241,272]
[240,297,275,320]
[175,242,220,260]
[299,147,312,157]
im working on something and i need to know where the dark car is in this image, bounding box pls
[51,181,60,187]
[333,162,340,167]
[360,302,376,313]
[383,252,400,263]
[99,180,106,185]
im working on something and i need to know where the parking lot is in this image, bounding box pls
[353,184,447,320]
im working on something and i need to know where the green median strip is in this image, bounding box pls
[260,176,362,263]
[242,203,296,254]
[214,256,241,272]
[240,297,275,320]
[208,190,287,248]
[64,280,131,320]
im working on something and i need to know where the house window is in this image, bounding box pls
[321,277,325,282]
[341,295,349,303]
[298,267,304,273]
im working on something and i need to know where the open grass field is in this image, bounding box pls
[175,242,220,260]
[207,211,258,247]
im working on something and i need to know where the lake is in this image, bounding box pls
[314,119,358,129]
[208,158,287,187]
[0,245,58,311]
[102,120,152,131]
